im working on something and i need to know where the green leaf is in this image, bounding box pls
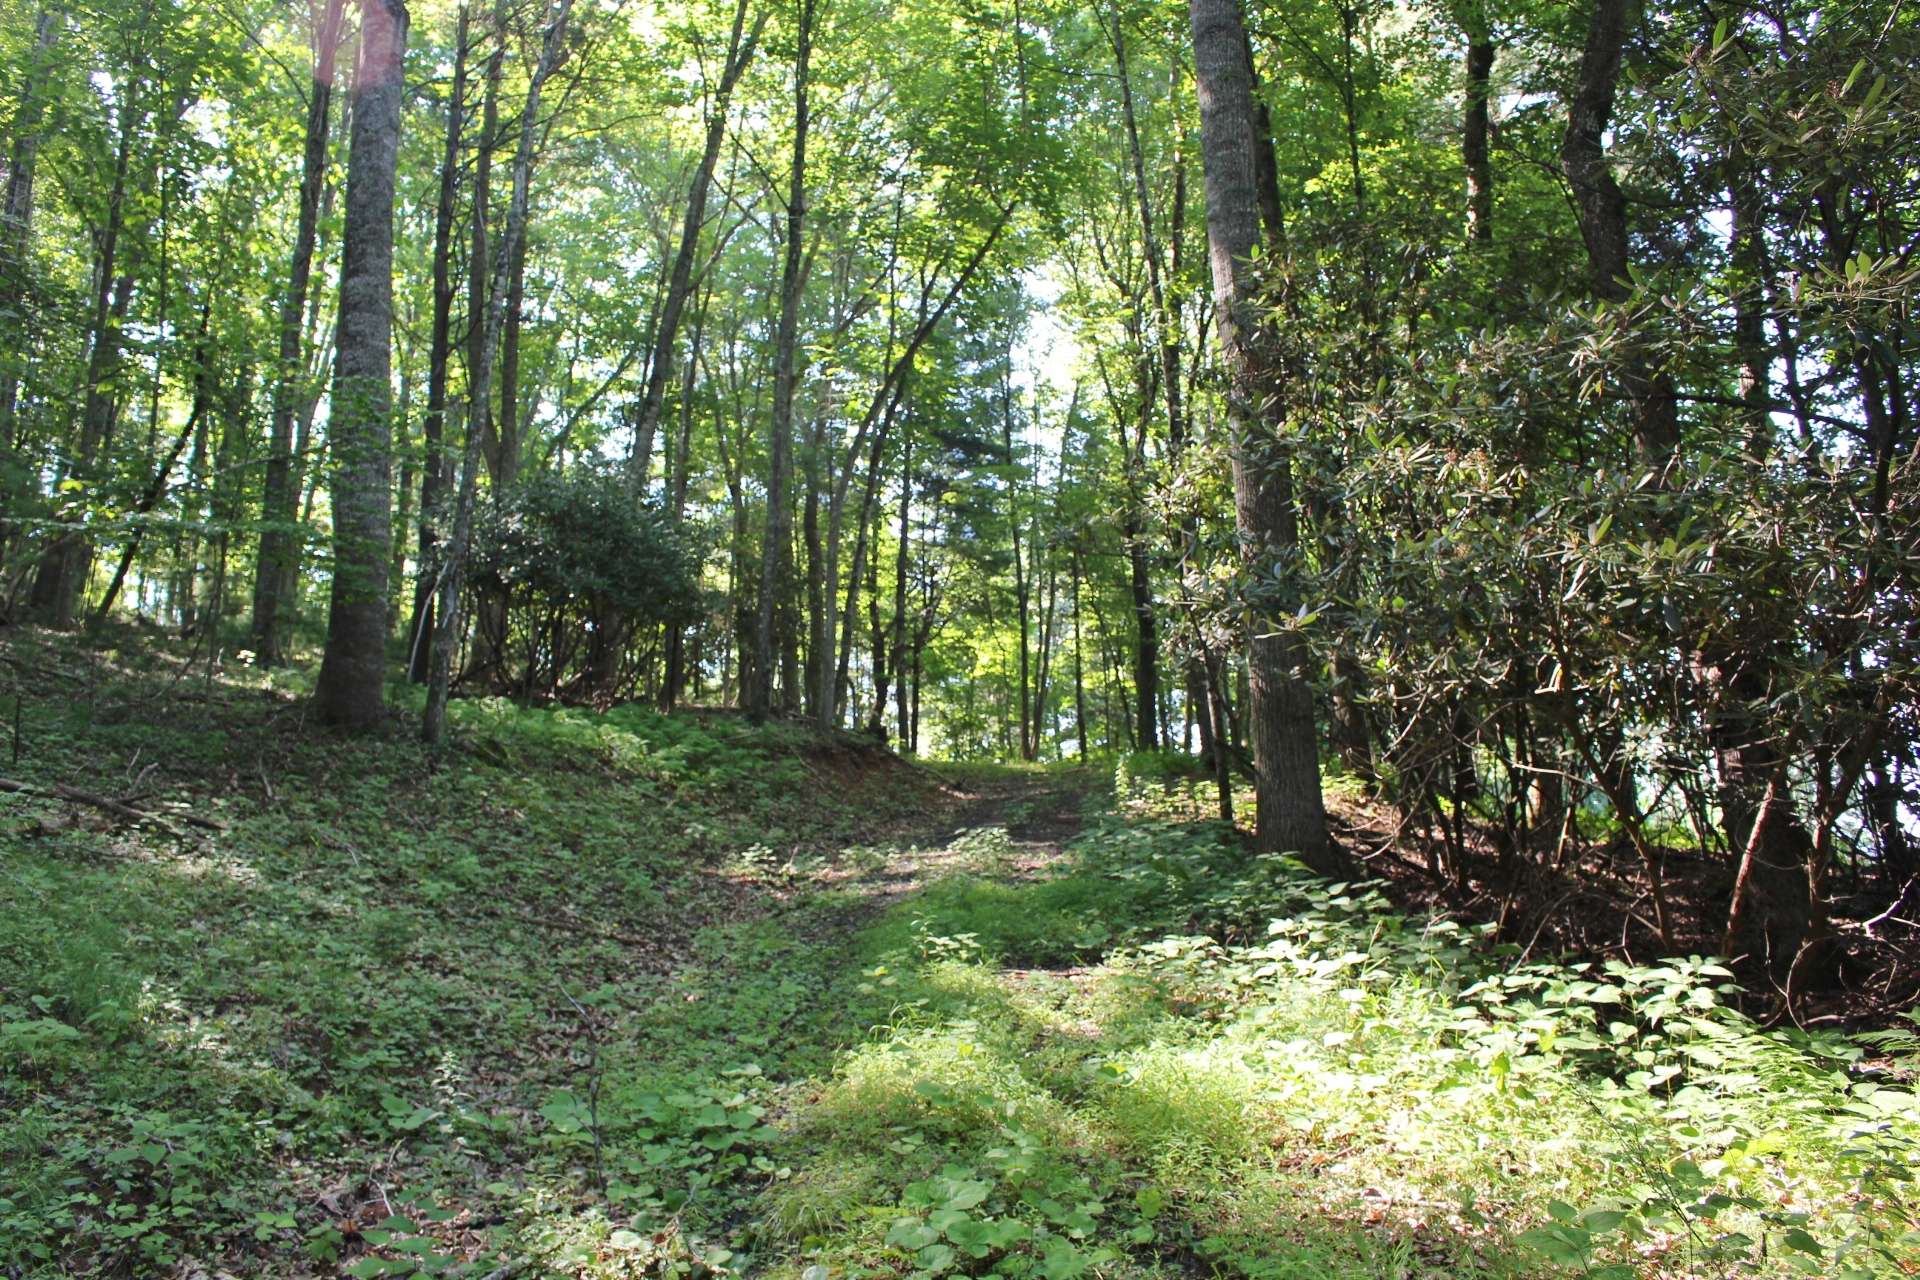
[1781,1227,1823,1255]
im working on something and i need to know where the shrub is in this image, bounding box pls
[469,465,700,697]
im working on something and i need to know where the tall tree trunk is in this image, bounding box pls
[1118,10,1229,798]
[468,3,504,478]
[496,230,527,486]
[93,308,213,625]
[752,0,815,723]
[889,437,912,739]
[815,210,1007,731]
[314,0,410,728]
[253,0,346,665]
[0,7,60,504]
[802,421,826,720]
[629,0,762,484]
[1072,551,1088,763]
[29,78,143,627]
[836,390,899,718]
[1004,383,1033,758]
[660,289,710,710]
[406,2,471,683]
[1190,0,1333,867]
[424,0,574,743]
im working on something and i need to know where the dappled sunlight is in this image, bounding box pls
[751,787,1920,1280]
[7,630,1916,1278]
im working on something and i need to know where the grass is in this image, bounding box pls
[763,818,1920,1280]
[1,628,1915,1279]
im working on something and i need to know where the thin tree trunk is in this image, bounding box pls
[1072,551,1088,762]
[93,312,213,625]
[835,388,900,717]
[1463,18,1494,243]
[30,80,143,627]
[660,288,711,710]
[406,2,471,682]
[802,420,826,719]
[496,230,527,485]
[814,208,1009,731]
[424,0,574,743]
[1005,383,1033,758]
[0,7,60,494]
[891,439,912,739]
[630,0,762,483]
[752,0,814,723]
[253,0,346,664]
[468,3,504,475]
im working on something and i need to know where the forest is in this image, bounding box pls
[0,0,1917,1275]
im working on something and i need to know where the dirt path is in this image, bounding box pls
[834,767,1096,906]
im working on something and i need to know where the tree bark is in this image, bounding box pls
[630,0,762,487]
[406,2,471,683]
[0,7,60,497]
[29,77,143,628]
[1190,0,1333,867]
[1463,21,1493,243]
[1004,379,1033,758]
[253,0,347,665]
[752,0,814,723]
[314,0,410,729]
[468,3,505,479]
[93,309,214,626]
[424,0,574,743]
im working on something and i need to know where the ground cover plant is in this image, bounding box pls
[3,632,1914,1279]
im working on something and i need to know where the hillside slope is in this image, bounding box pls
[2,630,1915,1280]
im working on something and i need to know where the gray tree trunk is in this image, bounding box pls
[0,7,60,492]
[314,0,410,728]
[1189,0,1333,867]
[406,2,471,683]
[422,0,574,744]
[752,0,815,723]
[630,0,762,486]
[30,77,142,628]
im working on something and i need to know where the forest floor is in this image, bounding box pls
[2,627,1916,1280]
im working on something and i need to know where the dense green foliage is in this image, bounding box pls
[471,467,701,695]
[1,638,1914,1278]
[2,0,1918,1273]
[0,0,1912,949]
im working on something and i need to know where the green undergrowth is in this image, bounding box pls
[3,632,1916,1279]
[0,631,938,1278]
[760,810,1920,1280]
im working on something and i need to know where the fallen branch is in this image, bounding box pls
[0,776,228,835]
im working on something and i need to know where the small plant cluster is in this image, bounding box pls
[1108,842,1920,1277]
[525,1071,780,1278]
[874,1145,1148,1280]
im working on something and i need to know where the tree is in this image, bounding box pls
[423,0,576,745]
[252,0,348,666]
[1188,0,1333,867]
[751,0,814,724]
[314,0,411,729]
